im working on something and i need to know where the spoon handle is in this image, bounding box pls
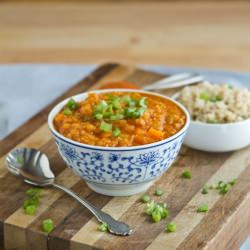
[143,73,203,90]
[52,183,132,236]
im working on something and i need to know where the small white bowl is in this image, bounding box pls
[184,119,250,152]
[48,89,190,196]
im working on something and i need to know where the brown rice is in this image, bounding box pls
[177,82,250,123]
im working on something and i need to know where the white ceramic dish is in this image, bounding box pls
[48,89,190,196]
[184,119,250,152]
[172,83,250,152]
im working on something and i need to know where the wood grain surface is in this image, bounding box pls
[0,63,249,250]
[0,2,250,71]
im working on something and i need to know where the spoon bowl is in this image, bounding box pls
[6,148,55,186]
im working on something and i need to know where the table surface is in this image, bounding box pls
[0,1,250,71]
[1,63,250,250]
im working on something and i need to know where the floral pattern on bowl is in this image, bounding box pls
[54,131,185,185]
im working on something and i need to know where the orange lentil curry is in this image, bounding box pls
[53,92,186,147]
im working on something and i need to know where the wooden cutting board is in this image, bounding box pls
[0,63,250,250]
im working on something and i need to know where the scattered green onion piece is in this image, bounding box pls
[197,204,209,213]
[26,188,42,198]
[219,183,229,194]
[145,201,169,222]
[23,198,38,209]
[166,223,176,232]
[158,206,168,219]
[113,127,121,137]
[229,179,237,186]
[23,188,42,215]
[98,222,108,232]
[146,201,156,215]
[154,189,164,196]
[141,195,151,203]
[63,108,72,116]
[209,184,217,189]
[182,170,192,179]
[42,219,54,233]
[152,210,161,222]
[24,205,37,215]
[205,159,213,165]
[201,185,209,195]
[216,181,225,189]
[100,121,112,132]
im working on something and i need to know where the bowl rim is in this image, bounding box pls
[189,117,250,127]
[48,89,190,151]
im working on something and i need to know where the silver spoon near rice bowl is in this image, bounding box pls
[6,147,132,236]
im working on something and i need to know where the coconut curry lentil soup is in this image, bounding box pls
[53,92,186,147]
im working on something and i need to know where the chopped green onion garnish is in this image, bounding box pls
[141,195,150,203]
[94,100,108,113]
[197,204,209,213]
[200,92,210,101]
[113,127,121,137]
[98,222,108,232]
[182,170,192,179]
[122,95,136,107]
[138,97,147,108]
[66,98,78,110]
[166,223,176,232]
[154,189,164,196]
[94,113,103,120]
[63,108,72,115]
[42,219,54,233]
[209,96,222,102]
[100,121,112,132]
[208,119,217,124]
[93,94,148,136]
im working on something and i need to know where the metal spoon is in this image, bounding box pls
[6,147,132,236]
[143,72,203,91]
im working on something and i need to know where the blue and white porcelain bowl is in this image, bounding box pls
[48,89,190,196]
